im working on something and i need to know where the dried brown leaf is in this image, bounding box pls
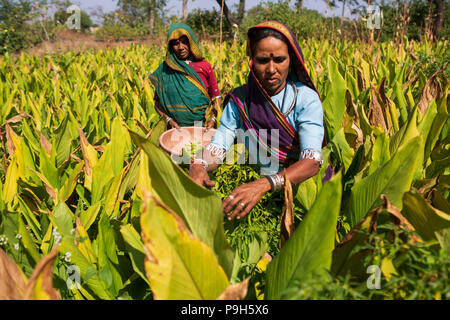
[381,195,422,244]
[78,128,93,176]
[216,277,250,300]
[5,113,31,124]
[24,247,60,300]
[417,65,445,115]
[345,90,360,123]
[368,85,389,133]
[337,208,380,249]
[5,124,16,156]
[357,68,366,92]
[0,249,27,300]
[279,176,295,249]
[39,133,52,157]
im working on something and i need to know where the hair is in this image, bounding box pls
[247,27,293,59]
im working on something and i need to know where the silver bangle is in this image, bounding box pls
[300,149,323,167]
[266,173,285,192]
[211,95,221,103]
[206,144,226,162]
[208,116,216,123]
[166,116,172,124]
[192,158,208,171]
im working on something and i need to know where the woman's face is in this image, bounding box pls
[252,36,290,96]
[170,35,191,60]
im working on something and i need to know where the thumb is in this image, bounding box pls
[204,177,216,188]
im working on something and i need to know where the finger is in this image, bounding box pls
[236,201,256,220]
[226,200,247,220]
[205,179,216,188]
[222,195,240,214]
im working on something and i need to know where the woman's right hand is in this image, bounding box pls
[168,120,180,129]
[189,164,215,188]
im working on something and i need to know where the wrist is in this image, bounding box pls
[191,158,208,171]
[260,177,272,193]
[265,173,285,192]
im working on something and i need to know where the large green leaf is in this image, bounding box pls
[265,172,342,300]
[52,115,73,167]
[294,177,317,211]
[389,106,419,156]
[129,130,235,278]
[120,224,149,285]
[97,211,123,296]
[402,190,450,250]
[345,135,423,228]
[330,128,354,173]
[322,56,347,142]
[141,196,230,300]
[424,98,449,163]
[367,129,390,176]
[57,237,115,300]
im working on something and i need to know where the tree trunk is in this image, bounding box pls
[215,0,245,26]
[237,0,245,22]
[149,0,155,35]
[340,0,346,29]
[183,0,188,22]
[296,0,303,11]
[431,0,444,39]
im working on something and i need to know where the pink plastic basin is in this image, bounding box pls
[159,126,217,156]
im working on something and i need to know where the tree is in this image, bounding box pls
[430,0,445,39]
[115,0,167,34]
[214,0,245,26]
[296,0,303,10]
[182,0,187,22]
[53,0,93,30]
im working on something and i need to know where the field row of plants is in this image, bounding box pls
[0,38,448,299]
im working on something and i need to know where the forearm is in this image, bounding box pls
[265,149,323,192]
[154,96,168,118]
[205,97,221,122]
[279,158,320,186]
[212,98,221,115]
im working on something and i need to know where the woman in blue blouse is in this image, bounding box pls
[189,21,325,221]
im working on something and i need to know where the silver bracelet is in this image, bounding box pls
[207,116,216,123]
[266,173,285,192]
[192,158,208,171]
[206,144,226,162]
[211,95,221,103]
[300,149,323,167]
[166,116,172,124]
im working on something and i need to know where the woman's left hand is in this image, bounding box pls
[222,178,271,220]
[205,119,215,130]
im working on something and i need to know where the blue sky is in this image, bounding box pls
[72,0,351,21]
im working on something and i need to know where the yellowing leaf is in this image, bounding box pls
[380,257,397,281]
[141,195,230,300]
[2,157,19,203]
[0,248,60,300]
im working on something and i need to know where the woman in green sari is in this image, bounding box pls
[149,23,221,129]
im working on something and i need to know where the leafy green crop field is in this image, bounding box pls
[0,38,448,300]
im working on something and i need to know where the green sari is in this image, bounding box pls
[149,23,211,127]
